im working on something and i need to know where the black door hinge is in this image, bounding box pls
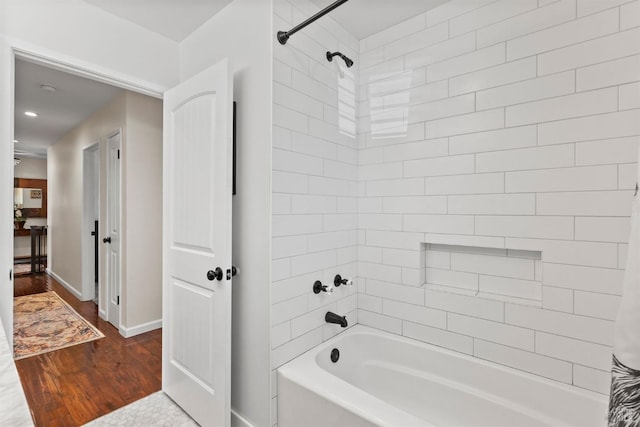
[117,296,120,305]
[117,149,120,159]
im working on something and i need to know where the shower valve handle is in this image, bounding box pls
[313,280,333,294]
[334,274,353,287]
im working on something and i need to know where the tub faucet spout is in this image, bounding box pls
[325,311,348,328]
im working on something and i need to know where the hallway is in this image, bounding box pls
[14,273,161,427]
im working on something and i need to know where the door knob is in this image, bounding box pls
[102,237,111,244]
[207,267,223,281]
[226,266,238,280]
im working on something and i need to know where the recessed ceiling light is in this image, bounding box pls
[40,84,57,92]
[24,111,38,117]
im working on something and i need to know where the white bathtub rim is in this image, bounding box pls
[278,324,607,427]
[362,358,569,427]
[278,361,431,427]
[321,325,605,402]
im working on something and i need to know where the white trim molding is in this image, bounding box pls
[119,319,162,338]
[231,409,256,427]
[46,269,83,300]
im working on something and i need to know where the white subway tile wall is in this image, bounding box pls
[271,1,359,424]
[356,0,638,398]
[272,2,638,423]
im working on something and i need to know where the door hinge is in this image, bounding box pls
[117,296,120,305]
[117,149,120,159]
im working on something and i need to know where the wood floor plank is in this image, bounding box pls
[14,273,162,427]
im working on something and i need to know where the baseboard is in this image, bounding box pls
[231,409,255,427]
[47,269,83,300]
[119,319,162,338]
[98,309,107,321]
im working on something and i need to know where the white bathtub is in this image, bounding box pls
[278,325,608,427]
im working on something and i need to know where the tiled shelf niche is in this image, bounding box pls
[424,243,542,307]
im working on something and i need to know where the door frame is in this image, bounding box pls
[1,42,164,347]
[81,141,100,304]
[105,129,122,328]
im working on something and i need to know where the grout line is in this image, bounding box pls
[618,4,622,30]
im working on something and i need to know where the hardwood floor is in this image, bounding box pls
[14,273,162,427]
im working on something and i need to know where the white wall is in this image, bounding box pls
[49,92,126,298]
[271,0,360,424]
[356,0,639,396]
[0,37,14,342]
[180,1,273,425]
[49,90,163,335]
[0,0,179,348]
[3,0,179,90]
[121,91,163,333]
[14,157,46,179]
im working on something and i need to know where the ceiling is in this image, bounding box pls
[310,0,450,40]
[84,0,451,44]
[14,59,122,158]
[14,0,451,158]
[84,0,234,42]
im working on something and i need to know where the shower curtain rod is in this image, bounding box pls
[277,0,349,45]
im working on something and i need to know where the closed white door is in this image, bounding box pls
[162,58,233,427]
[105,131,121,327]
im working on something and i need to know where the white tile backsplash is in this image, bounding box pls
[382,299,447,329]
[476,145,575,173]
[272,3,636,419]
[354,0,636,399]
[537,27,640,75]
[404,32,476,70]
[576,54,640,91]
[505,88,618,127]
[536,190,633,216]
[448,194,536,215]
[476,0,576,48]
[506,8,619,60]
[271,4,360,422]
[426,108,505,138]
[426,43,506,82]
[538,109,640,146]
[403,321,474,354]
[448,0,538,38]
[505,165,618,193]
[535,332,612,371]
[476,71,576,111]
[448,313,535,351]
[449,57,537,96]
[573,365,611,394]
[542,286,574,313]
[505,304,615,346]
[474,339,573,384]
[619,81,640,110]
[620,0,640,30]
[475,215,574,240]
[449,125,537,155]
[425,288,505,322]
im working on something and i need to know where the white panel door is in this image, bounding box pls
[162,58,233,427]
[106,131,121,327]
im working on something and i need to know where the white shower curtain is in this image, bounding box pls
[609,153,640,426]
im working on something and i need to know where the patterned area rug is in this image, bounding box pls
[14,291,105,360]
